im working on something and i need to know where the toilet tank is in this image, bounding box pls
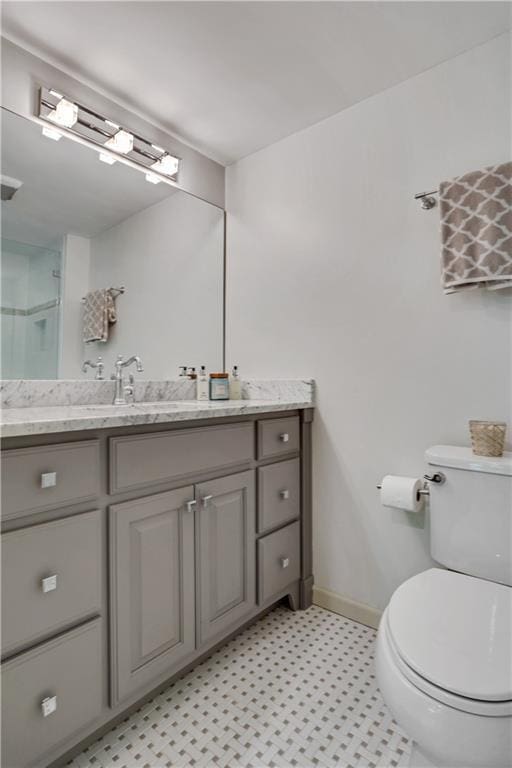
[425,445,512,586]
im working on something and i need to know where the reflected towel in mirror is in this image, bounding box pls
[83,289,117,343]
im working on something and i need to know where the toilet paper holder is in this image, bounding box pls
[376,472,445,493]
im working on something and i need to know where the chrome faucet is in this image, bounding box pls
[111,355,143,405]
[82,356,104,380]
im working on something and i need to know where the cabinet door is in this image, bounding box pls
[110,487,195,703]
[196,470,256,645]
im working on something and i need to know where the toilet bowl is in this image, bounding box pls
[376,568,512,768]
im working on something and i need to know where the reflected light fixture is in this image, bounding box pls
[104,129,134,154]
[41,125,62,141]
[145,172,161,185]
[99,152,117,165]
[47,97,78,128]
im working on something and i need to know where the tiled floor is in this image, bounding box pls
[69,605,411,768]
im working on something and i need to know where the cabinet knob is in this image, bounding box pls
[202,495,213,508]
[279,433,290,443]
[41,574,58,593]
[280,557,290,569]
[186,500,197,513]
[41,695,57,717]
[279,489,290,500]
[41,472,57,489]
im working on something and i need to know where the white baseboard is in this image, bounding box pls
[313,586,382,630]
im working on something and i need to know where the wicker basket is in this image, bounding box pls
[469,420,507,457]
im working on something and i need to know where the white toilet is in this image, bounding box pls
[376,445,512,768]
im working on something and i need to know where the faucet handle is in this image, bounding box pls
[82,356,105,380]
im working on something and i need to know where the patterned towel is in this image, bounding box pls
[83,289,117,343]
[440,161,512,293]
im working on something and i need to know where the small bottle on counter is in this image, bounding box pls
[197,365,209,401]
[209,372,230,400]
[229,365,242,400]
[187,366,197,380]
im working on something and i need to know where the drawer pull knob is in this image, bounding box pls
[41,696,57,717]
[41,472,57,489]
[41,574,58,593]
[279,433,290,443]
[202,495,213,508]
[280,557,290,569]
[186,500,197,513]
[279,489,290,500]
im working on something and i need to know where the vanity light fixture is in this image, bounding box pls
[41,125,62,141]
[38,85,181,184]
[104,129,134,155]
[151,153,180,176]
[47,97,78,128]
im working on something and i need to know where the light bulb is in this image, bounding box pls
[104,129,134,154]
[99,152,117,165]
[42,125,62,141]
[47,98,78,128]
[145,172,161,185]
[151,153,179,176]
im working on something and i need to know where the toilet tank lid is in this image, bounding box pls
[426,445,512,476]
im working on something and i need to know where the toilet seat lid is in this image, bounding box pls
[388,569,512,702]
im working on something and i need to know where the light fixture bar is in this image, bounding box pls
[38,86,181,182]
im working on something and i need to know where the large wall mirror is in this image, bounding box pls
[1,107,225,380]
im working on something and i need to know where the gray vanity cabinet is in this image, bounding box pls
[196,470,256,645]
[1,408,313,768]
[109,487,196,703]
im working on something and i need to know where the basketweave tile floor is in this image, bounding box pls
[68,605,411,768]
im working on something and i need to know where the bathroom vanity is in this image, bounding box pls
[0,398,313,768]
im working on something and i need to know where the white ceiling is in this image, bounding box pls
[1,2,510,165]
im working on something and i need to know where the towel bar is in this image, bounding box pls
[82,286,125,303]
[414,190,438,210]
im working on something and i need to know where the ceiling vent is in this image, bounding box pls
[1,174,23,201]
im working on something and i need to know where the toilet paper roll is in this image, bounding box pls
[380,475,424,512]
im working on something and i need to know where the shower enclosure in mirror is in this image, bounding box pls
[1,239,62,379]
[0,107,225,380]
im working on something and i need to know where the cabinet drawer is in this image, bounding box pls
[110,422,254,494]
[258,521,300,604]
[257,416,300,460]
[1,618,102,768]
[1,440,100,521]
[1,510,102,656]
[258,458,300,534]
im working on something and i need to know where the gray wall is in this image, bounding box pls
[226,34,512,613]
[1,39,225,208]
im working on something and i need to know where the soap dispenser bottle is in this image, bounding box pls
[197,365,209,401]
[229,365,242,400]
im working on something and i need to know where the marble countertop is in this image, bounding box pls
[1,397,313,438]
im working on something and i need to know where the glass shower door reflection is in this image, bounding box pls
[1,239,62,379]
